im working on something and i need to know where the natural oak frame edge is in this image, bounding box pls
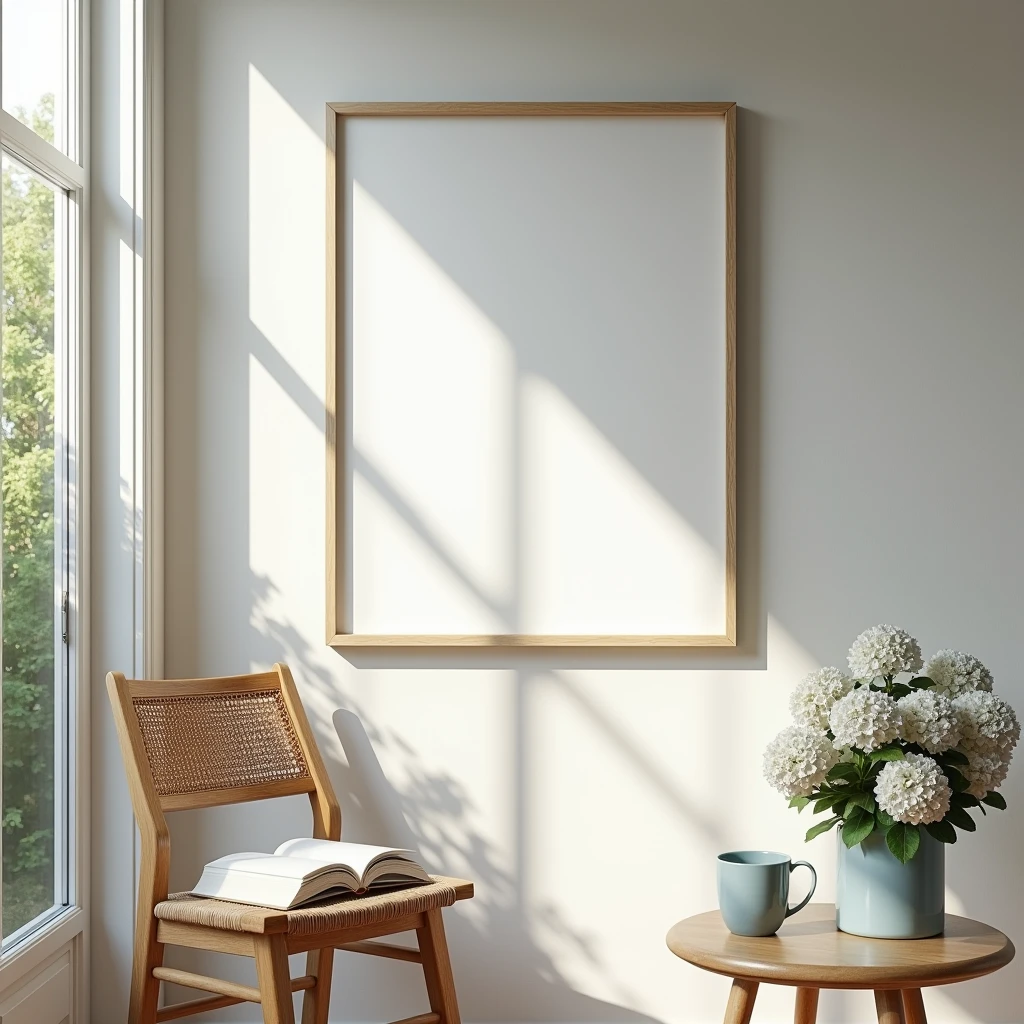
[326,101,737,650]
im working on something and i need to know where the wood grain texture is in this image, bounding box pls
[324,102,738,650]
[156,920,258,956]
[666,904,1014,990]
[301,947,333,1024]
[723,978,758,1024]
[325,101,340,645]
[875,989,905,1024]
[902,989,928,1024]
[155,975,314,1023]
[328,633,738,648]
[418,908,463,1024]
[150,967,262,1004]
[127,673,280,697]
[107,672,171,1024]
[155,993,247,1022]
[276,663,343,843]
[255,935,297,1024]
[723,101,737,645]
[336,939,423,963]
[328,101,734,117]
[794,987,818,1024]
[110,666,474,1023]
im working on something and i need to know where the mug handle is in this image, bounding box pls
[785,860,817,917]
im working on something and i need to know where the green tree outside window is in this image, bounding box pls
[2,95,58,936]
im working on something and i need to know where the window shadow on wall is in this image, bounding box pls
[163,46,1024,1021]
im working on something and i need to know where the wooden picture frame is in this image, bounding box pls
[326,102,736,649]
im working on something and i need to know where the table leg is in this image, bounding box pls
[874,990,906,1024]
[794,988,819,1024]
[902,990,927,1024]
[724,979,759,1024]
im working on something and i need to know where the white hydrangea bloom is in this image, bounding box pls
[848,625,923,680]
[874,753,952,825]
[829,688,902,753]
[762,725,840,798]
[954,692,1020,756]
[960,749,1012,799]
[789,667,855,731]
[923,649,994,699]
[897,690,962,753]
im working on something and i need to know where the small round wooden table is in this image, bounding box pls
[666,904,1014,1024]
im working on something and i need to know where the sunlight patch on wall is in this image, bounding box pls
[346,669,519,935]
[521,374,725,634]
[351,181,515,630]
[248,65,326,398]
[352,471,506,635]
[520,618,825,1021]
[118,0,134,204]
[118,239,136,491]
[348,180,727,636]
[248,354,325,644]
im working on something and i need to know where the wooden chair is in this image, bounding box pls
[107,663,474,1024]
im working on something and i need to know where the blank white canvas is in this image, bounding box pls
[344,115,727,635]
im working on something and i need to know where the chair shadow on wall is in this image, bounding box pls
[232,74,1022,1022]
[225,574,664,1022]
[332,708,663,1024]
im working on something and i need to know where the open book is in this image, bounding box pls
[191,839,431,910]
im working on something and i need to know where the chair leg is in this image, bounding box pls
[255,934,296,1024]
[128,924,164,1024]
[417,908,462,1024]
[301,947,334,1024]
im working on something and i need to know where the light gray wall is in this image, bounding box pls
[160,2,1024,1021]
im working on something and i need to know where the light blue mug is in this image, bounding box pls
[717,851,817,937]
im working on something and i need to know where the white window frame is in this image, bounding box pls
[0,0,89,976]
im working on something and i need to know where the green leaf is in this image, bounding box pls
[982,791,1008,810]
[805,816,841,842]
[889,683,913,700]
[813,793,845,814]
[875,806,896,831]
[952,792,980,808]
[827,762,861,782]
[789,795,811,811]
[925,819,958,844]
[869,745,905,763]
[943,766,969,793]
[842,808,876,848]
[944,805,977,832]
[844,791,876,815]
[886,822,922,863]
[939,749,970,767]
[908,676,935,689]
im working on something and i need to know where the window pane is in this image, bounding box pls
[2,0,65,152]
[1,153,59,937]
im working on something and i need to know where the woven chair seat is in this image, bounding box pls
[155,876,473,937]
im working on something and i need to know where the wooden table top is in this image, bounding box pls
[666,904,1014,990]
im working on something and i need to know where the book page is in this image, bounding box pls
[204,851,335,882]
[275,839,417,879]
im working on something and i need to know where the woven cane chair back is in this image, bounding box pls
[109,667,336,818]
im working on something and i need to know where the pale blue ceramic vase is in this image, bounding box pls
[836,830,945,938]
